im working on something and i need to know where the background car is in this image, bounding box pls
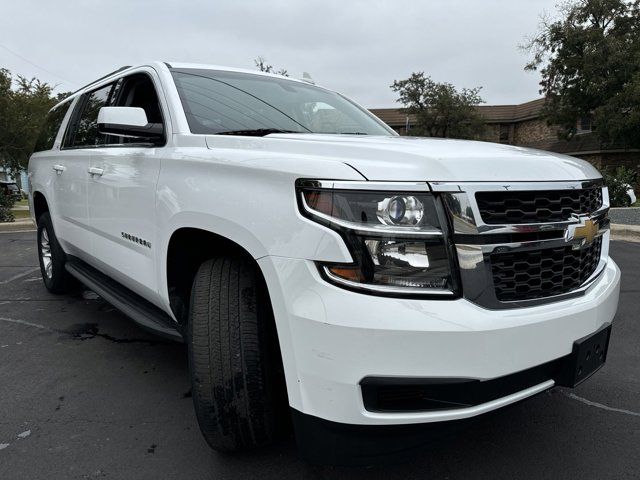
[0,181,22,201]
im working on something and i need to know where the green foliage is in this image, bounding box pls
[0,192,15,223]
[254,57,289,77]
[0,68,70,174]
[602,165,637,207]
[390,72,485,139]
[524,0,640,147]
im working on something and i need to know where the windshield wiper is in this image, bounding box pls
[217,128,304,137]
[321,132,369,135]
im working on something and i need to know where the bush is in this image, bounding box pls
[0,193,15,222]
[601,166,637,207]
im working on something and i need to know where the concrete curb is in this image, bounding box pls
[0,218,35,232]
[611,224,640,243]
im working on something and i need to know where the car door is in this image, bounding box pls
[54,83,117,259]
[86,70,168,302]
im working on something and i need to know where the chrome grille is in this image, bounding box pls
[476,188,603,224]
[490,238,602,302]
[435,180,609,309]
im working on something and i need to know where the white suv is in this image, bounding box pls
[29,62,620,463]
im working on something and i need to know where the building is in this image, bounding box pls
[370,99,640,174]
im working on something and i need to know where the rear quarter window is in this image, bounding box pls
[33,100,73,152]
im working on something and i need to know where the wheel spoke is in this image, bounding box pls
[40,227,53,279]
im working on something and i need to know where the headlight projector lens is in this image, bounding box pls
[378,196,424,226]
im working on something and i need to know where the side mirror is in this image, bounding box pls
[97,107,164,142]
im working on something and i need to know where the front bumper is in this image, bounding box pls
[258,256,620,426]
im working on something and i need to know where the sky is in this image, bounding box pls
[0,0,560,108]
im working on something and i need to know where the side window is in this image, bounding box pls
[33,100,73,152]
[113,73,164,144]
[64,83,116,148]
[116,74,162,122]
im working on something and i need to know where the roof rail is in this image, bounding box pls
[71,65,132,95]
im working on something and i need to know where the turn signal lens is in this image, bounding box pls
[327,266,366,282]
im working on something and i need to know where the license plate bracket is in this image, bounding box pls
[559,324,612,387]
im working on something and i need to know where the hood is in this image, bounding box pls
[206,134,601,183]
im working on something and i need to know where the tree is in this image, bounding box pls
[254,56,289,77]
[390,72,485,139]
[524,0,640,147]
[0,69,67,173]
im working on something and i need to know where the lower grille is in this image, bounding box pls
[361,355,568,412]
[491,238,602,302]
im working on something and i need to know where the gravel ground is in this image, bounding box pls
[0,231,639,479]
[609,207,640,225]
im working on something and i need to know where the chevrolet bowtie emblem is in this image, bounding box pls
[565,215,599,246]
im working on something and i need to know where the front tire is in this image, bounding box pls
[188,256,286,452]
[37,212,73,294]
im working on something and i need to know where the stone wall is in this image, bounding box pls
[513,119,558,144]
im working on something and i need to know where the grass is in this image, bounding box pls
[6,198,31,221]
[11,209,31,220]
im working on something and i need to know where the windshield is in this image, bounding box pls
[171,69,394,136]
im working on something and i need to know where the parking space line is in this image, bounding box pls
[564,392,640,418]
[0,267,40,285]
[0,316,52,332]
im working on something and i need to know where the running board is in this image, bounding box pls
[65,258,183,342]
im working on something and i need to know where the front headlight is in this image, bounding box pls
[297,180,460,297]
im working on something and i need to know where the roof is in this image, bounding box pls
[370,98,546,127]
[520,132,639,155]
[51,61,319,111]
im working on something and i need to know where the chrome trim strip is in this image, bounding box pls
[455,223,609,253]
[322,266,455,296]
[296,179,432,191]
[299,192,443,237]
[429,179,604,193]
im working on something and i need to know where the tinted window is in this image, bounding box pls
[66,83,116,148]
[116,74,162,123]
[171,69,393,136]
[63,74,164,148]
[112,74,164,144]
[33,100,72,152]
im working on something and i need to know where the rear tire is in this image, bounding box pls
[188,256,286,452]
[37,212,74,294]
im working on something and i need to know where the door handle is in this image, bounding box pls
[88,167,104,177]
[53,164,66,174]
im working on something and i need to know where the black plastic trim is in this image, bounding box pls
[360,323,611,413]
[65,257,183,342]
[361,357,564,413]
[70,66,132,96]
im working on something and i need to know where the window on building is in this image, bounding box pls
[499,124,510,143]
[577,116,593,133]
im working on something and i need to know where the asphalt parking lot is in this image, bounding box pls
[0,230,639,479]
